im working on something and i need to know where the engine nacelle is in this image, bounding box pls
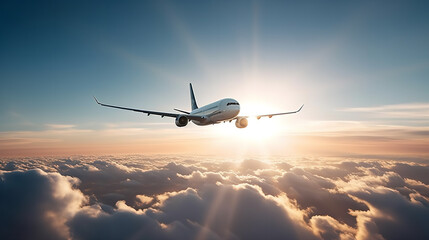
[235,117,248,128]
[175,115,188,127]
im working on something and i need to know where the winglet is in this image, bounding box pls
[93,96,100,105]
[297,104,304,112]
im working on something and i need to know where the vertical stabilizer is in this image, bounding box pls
[189,83,198,110]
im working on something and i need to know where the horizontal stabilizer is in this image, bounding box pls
[174,108,190,114]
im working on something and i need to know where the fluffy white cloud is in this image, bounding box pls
[1,156,428,240]
[0,169,85,240]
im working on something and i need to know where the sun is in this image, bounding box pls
[237,117,278,140]
[211,102,284,141]
[202,99,296,158]
[207,116,284,158]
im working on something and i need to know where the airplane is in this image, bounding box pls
[94,83,303,128]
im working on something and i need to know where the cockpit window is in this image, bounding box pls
[227,102,239,106]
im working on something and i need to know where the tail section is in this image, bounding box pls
[189,83,198,110]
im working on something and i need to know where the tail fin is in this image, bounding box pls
[189,83,198,110]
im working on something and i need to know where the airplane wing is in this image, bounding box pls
[236,104,304,120]
[94,97,205,121]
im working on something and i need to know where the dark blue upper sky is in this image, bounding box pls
[1,0,429,133]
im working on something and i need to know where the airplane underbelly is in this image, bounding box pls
[192,119,210,126]
[191,108,239,125]
[210,109,238,122]
[192,113,223,125]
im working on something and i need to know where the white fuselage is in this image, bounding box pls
[190,98,240,125]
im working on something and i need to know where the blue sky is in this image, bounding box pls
[1,0,429,156]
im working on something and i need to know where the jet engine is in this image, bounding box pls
[175,115,188,127]
[235,117,248,128]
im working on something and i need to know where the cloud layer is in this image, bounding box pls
[1,155,429,239]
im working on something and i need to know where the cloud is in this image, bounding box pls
[391,163,429,185]
[70,184,317,240]
[348,187,429,240]
[0,169,85,240]
[46,124,76,129]
[54,159,197,207]
[69,205,173,240]
[310,215,356,240]
[155,184,317,240]
[276,168,368,226]
[1,156,429,239]
[341,103,429,119]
